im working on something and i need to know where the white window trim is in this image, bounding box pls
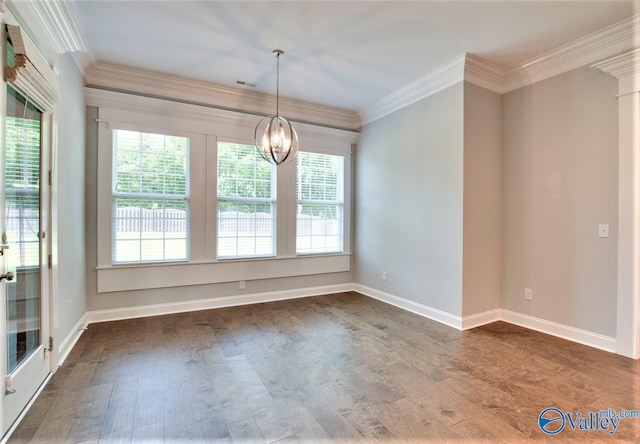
[97,121,207,267]
[90,88,357,294]
[110,128,196,264]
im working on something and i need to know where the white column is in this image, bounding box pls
[594,49,640,359]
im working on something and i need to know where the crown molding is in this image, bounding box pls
[593,48,640,95]
[503,14,640,92]
[359,14,639,125]
[359,54,466,126]
[5,0,94,73]
[85,62,361,131]
[84,87,360,147]
[359,53,508,126]
[15,0,87,54]
[464,54,506,94]
[592,47,640,79]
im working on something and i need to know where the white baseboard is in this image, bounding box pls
[461,308,502,330]
[501,309,617,353]
[86,283,356,324]
[83,281,617,355]
[57,314,88,367]
[354,284,464,330]
[354,284,616,353]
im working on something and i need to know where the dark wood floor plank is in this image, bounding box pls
[7,292,640,443]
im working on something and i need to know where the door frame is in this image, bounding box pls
[0,5,58,441]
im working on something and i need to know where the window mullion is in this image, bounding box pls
[113,191,187,200]
[204,134,218,261]
[297,198,343,206]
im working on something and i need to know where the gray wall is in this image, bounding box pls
[462,82,502,316]
[84,107,354,312]
[355,84,465,316]
[84,63,620,341]
[54,54,86,344]
[501,65,618,336]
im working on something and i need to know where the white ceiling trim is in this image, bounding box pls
[23,2,638,128]
[359,54,466,126]
[6,0,94,72]
[592,48,640,80]
[360,14,639,126]
[503,14,640,92]
[85,63,361,131]
[20,0,87,54]
[464,54,506,94]
[85,87,360,146]
[360,53,506,126]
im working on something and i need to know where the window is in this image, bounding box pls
[94,94,355,293]
[217,141,275,258]
[5,87,41,268]
[112,129,189,263]
[296,152,344,254]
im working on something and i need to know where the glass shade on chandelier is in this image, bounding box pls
[255,115,298,165]
[255,49,299,166]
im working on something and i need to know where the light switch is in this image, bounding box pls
[598,224,609,238]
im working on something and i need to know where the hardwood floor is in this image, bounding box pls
[8,292,640,443]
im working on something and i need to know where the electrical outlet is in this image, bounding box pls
[382,271,387,281]
[598,224,609,238]
[239,280,245,289]
[524,288,533,301]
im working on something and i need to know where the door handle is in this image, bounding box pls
[0,272,14,282]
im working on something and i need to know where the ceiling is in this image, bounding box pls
[68,1,635,112]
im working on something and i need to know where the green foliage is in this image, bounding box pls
[217,141,273,199]
[7,42,14,67]
[297,152,343,218]
[114,130,188,209]
[299,203,338,219]
[217,141,274,214]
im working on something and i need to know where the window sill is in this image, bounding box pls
[96,253,351,293]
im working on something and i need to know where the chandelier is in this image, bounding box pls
[255,49,299,166]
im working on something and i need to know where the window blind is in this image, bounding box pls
[296,152,344,254]
[5,87,42,268]
[112,129,189,263]
[217,141,275,258]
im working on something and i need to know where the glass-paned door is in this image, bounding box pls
[5,86,41,372]
[0,84,50,439]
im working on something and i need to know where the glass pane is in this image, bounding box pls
[296,203,343,254]
[297,152,343,202]
[5,86,42,373]
[113,130,188,195]
[296,152,344,254]
[113,198,188,263]
[217,201,274,258]
[217,141,275,259]
[218,142,274,199]
[112,130,190,264]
